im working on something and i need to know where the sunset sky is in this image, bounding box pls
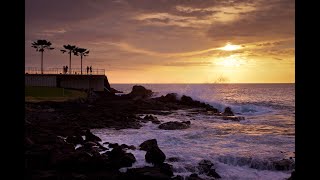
[25,0,294,83]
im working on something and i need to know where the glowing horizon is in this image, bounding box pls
[25,0,294,84]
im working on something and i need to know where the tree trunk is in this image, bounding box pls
[69,51,71,74]
[41,51,43,74]
[81,55,83,75]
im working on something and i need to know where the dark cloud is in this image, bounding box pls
[207,0,294,42]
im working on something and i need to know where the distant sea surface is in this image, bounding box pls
[93,84,295,180]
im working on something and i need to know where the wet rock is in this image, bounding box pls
[273,159,295,171]
[66,135,84,145]
[107,146,136,168]
[82,141,108,151]
[198,159,214,174]
[222,116,245,121]
[207,169,221,179]
[140,139,166,165]
[145,146,166,165]
[123,164,173,180]
[84,129,101,142]
[140,139,158,151]
[109,87,123,94]
[205,106,219,113]
[83,141,98,147]
[287,170,296,180]
[223,107,234,116]
[158,121,191,130]
[96,142,108,150]
[128,85,153,99]
[144,115,161,124]
[158,93,178,103]
[120,144,136,150]
[171,175,183,180]
[128,145,136,150]
[186,173,204,180]
[180,95,195,105]
[109,143,119,149]
[156,163,174,177]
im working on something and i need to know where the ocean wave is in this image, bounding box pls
[215,155,295,171]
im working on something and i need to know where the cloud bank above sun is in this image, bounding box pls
[25,0,294,83]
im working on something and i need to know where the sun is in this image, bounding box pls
[219,43,242,51]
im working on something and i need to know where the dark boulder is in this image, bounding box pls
[180,95,195,105]
[158,121,191,130]
[107,146,136,168]
[273,159,295,171]
[128,85,153,99]
[66,135,84,145]
[223,107,234,116]
[140,139,166,165]
[145,147,166,165]
[144,115,161,124]
[109,87,123,94]
[120,144,136,150]
[158,93,178,103]
[287,170,296,180]
[109,143,119,149]
[123,164,173,180]
[186,173,204,180]
[82,141,108,152]
[140,139,158,151]
[157,163,174,177]
[84,129,101,142]
[205,105,219,113]
[171,175,183,180]
[198,159,214,174]
[207,169,221,179]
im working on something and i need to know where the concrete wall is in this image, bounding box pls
[25,75,56,87]
[59,75,104,91]
[25,74,105,91]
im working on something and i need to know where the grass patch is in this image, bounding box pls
[25,86,87,102]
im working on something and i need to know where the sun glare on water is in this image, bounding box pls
[219,43,242,51]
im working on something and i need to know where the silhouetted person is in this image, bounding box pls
[66,66,68,74]
[90,66,92,74]
[63,66,65,74]
[87,66,89,74]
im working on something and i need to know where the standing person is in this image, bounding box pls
[87,66,89,74]
[89,66,92,75]
[63,66,65,74]
[66,66,68,74]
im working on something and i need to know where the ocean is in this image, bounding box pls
[92,83,295,180]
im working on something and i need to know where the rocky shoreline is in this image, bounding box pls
[25,85,294,180]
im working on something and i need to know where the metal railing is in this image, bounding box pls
[25,67,105,75]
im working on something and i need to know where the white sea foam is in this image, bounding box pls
[91,111,293,180]
[103,84,295,179]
